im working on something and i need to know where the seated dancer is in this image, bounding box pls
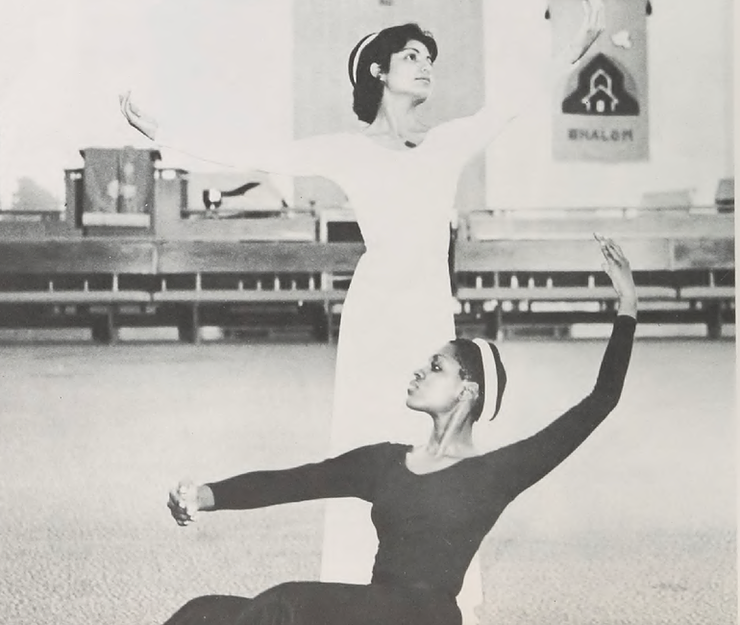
[164,235,637,625]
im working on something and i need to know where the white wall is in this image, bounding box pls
[483,0,734,209]
[0,0,294,208]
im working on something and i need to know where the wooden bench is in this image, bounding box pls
[678,281,735,340]
[151,241,363,342]
[0,239,155,343]
[456,285,677,302]
[0,239,363,343]
[454,237,734,338]
[679,286,735,300]
[0,290,151,304]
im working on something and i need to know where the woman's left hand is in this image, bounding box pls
[565,0,606,65]
[119,89,159,141]
[595,233,638,318]
[167,480,201,526]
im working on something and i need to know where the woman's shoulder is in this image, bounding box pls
[405,120,433,146]
[426,114,476,139]
[365,441,412,456]
[344,441,409,459]
[367,442,412,467]
[334,442,408,477]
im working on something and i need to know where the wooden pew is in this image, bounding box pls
[152,241,364,342]
[0,215,731,342]
[0,239,365,343]
[0,239,155,343]
[454,234,734,338]
[671,238,735,338]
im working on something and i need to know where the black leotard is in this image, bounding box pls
[165,315,636,625]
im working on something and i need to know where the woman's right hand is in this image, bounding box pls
[595,233,638,318]
[119,89,158,141]
[167,480,203,526]
[564,0,606,65]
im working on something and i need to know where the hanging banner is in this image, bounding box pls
[551,0,649,162]
[82,147,157,214]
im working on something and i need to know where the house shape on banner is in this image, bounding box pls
[562,53,640,116]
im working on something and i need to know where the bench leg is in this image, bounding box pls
[305,303,329,343]
[706,302,723,340]
[91,308,118,345]
[178,304,200,344]
[325,301,334,344]
[483,306,503,341]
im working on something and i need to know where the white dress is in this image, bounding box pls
[158,110,503,623]
[312,131,485,623]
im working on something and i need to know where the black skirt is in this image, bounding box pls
[163,581,461,625]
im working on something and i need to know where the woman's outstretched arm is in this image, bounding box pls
[435,0,606,161]
[118,90,343,178]
[494,235,637,496]
[167,443,390,526]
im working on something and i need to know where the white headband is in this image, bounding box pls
[351,33,379,85]
[472,338,499,420]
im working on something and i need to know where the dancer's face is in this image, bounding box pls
[381,39,434,101]
[406,343,468,415]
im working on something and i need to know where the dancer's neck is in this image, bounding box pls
[421,407,476,460]
[366,94,428,148]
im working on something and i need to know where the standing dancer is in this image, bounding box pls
[120,3,605,621]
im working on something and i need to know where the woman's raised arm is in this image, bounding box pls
[493,235,637,496]
[119,90,343,178]
[435,0,606,161]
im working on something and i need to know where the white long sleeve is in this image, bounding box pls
[154,127,347,179]
[431,51,583,163]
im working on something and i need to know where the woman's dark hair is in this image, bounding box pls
[450,339,507,423]
[348,23,438,124]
